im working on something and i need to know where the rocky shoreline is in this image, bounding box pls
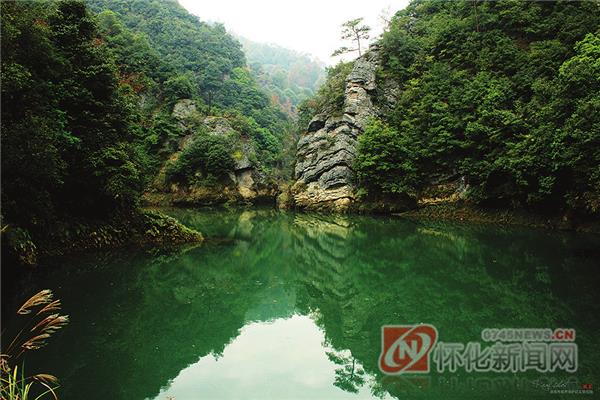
[397,203,600,234]
[2,210,203,268]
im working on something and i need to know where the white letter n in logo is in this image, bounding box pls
[379,324,438,374]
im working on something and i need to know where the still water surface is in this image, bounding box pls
[8,208,600,399]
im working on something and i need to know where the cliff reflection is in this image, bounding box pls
[20,208,600,399]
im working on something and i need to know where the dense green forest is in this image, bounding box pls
[367,1,600,215]
[87,0,295,176]
[238,36,325,115]
[1,0,296,245]
[2,1,600,398]
[305,0,599,216]
[1,0,148,229]
[2,0,599,242]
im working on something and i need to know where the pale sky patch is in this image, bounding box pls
[178,0,410,65]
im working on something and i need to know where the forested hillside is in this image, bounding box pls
[2,2,600,398]
[1,0,148,228]
[3,0,598,243]
[301,0,600,217]
[86,0,294,177]
[1,0,296,262]
[238,37,325,115]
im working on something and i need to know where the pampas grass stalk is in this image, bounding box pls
[1,290,68,399]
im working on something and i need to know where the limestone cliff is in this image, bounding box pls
[143,100,278,207]
[291,45,383,211]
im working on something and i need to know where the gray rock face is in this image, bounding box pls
[166,101,274,203]
[204,116,235,136]
[344,47,379,129]
[233,140,253,171]
[172,99,197,122]
[292,46,381,211]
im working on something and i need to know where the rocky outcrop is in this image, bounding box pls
[292,46,382,211]
[172,99,197,122]
[143,100,278,207]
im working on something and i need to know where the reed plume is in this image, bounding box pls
[1,289,68,399]
[17,290,54,315]
[32,374,59,384]
[30,314,69,335]
[36,300,62,316]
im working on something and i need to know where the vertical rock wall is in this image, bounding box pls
[292,46,381,211]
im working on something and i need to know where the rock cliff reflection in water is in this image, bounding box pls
[19,209,600,399]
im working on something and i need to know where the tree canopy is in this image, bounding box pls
[353,0,600,215]
[332,18,371,57]
[1,0,296,235]
[1,0,148,229]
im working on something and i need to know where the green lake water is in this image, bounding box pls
[4,208,600,399]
